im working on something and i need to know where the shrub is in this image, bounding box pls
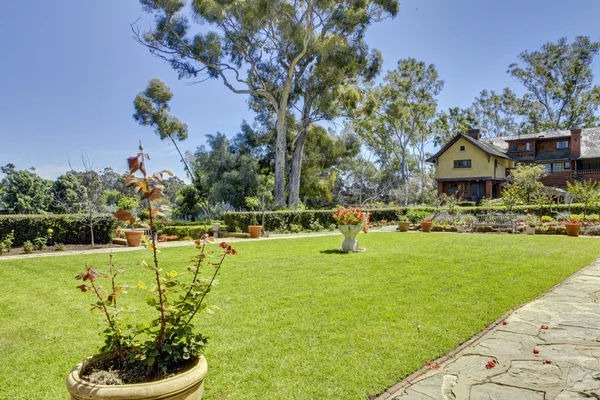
[0,230,15,255]
[0,214,118,246]
[22,241,34,254]
[54,243,66,251]
[32,237,47,251]
[161,224,228,239]
[541,216,554,223]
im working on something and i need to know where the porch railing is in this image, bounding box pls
[506,168,600,178]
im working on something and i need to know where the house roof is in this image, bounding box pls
[426,133,512,163]
[503,131,571,141]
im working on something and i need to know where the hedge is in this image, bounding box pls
[223,208,435,232]
[161,224,228,239]
[0,214,119,246]
[223,203,594,232]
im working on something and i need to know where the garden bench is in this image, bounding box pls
[472,214,517,234]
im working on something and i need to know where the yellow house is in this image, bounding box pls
[426,129,516,201]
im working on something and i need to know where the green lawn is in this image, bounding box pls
[0,233,598,399]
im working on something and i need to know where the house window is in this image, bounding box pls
[552,162,563,172]
[454,159,472,168]
[510,143,518,151]
[564,161,571,170]
[542,163,552,172]
[556,141,569,149]
[459,145,465,151]
[525,142,532,151]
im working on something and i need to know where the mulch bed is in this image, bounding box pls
[1,243,122,257]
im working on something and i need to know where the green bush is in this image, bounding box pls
[223,208,434,232]
[22,241,34,254]
[0,214,119,246]
[161,224,228,239]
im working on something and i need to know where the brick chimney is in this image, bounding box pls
[467,129,481,140]
[570,128,582,158]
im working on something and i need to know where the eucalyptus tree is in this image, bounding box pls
[508,36,600,131]
[135,0,399,206]
[286,41,381,207]
[133,79,194,183]
[355,58,444,204]
[471,88,522,137]
[432,107,476,146]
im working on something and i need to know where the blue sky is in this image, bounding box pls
[1,0,600,181]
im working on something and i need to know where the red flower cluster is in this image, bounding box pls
[332,208,368,226]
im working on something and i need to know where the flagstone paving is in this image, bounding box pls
[377,257,600,400]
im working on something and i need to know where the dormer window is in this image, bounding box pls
[525,142,532,151]
[556,141,569,149]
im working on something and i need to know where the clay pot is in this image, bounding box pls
[564,222,582,237]
[124,230,144,247]
[66,354,207,400]
[421,221,433,233]
[398,221,410,232]
[248,225,262,238]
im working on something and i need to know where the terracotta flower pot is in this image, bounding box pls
[66,354,207,400]
[248,225,262,238]
[421,221,433,233]
[398,221,410,232]
[564,222,582,237]
[124,230,144,247]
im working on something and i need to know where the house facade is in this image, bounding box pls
[427,128,600,202]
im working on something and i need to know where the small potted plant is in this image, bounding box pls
[455,219,466,233]
[564,218,582,237]
[396,211,410,232]
[67,144,237,400]
[525,214,538,235]
[331,207,369,251]
[421,218,433,233]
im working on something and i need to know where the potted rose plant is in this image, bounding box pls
[66,144,237,400]
[332,207,369,251]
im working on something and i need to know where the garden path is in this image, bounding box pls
[377,256,600,400]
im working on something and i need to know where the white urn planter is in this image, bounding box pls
[339,224,364,252]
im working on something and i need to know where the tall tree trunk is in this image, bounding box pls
[89,207,95,247]
[288,130,308,208]
[275,110,287,207]
[288,97,313,208]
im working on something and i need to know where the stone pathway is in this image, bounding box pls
[377,257,600,400]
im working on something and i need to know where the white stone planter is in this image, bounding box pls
[338,224,363,252]
[526,226,536,235]
[211,223,221,238]
[456,226,465,233]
